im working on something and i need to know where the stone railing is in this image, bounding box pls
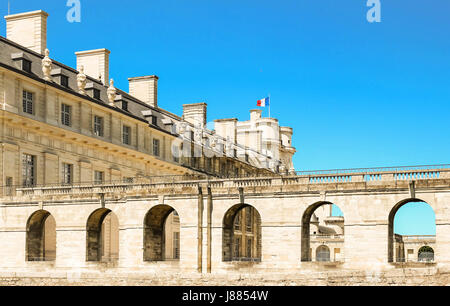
[10,164,450,198]
[401,235,436,243]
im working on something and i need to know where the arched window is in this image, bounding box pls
[223,204,261,262]
[418,246,434,262]
[86,208,119,262]
[316,245,330,262]
[26,210,56,261]
[301,202,344,262]
[143,205,180,261]
[388,199,435,263]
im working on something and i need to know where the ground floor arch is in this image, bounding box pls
[388,198,436,263]
[301,201,344,262]
[26,210,56,261]
[143,204,180,261]
[86,208,119,262]
[222,204,262,262]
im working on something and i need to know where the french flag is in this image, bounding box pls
[257,97,270,107]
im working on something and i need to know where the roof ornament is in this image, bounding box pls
[107,79,117,106]
[42,48,52,81]
[106,79,116,106]
[77,65,87,94]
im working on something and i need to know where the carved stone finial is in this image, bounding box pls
[107,79,116,106]
[77,65,87,94]
[42,48,52,81]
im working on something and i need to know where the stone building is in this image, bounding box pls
[0,9,446,286]
[0,10,296,198]
[0,10,296,266]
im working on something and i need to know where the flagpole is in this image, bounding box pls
[268,93,271,118]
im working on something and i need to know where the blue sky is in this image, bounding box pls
[1,1,446,234]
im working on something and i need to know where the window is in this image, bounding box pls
[93,88,101,100]
[246,238,252,258]
[61,104,71,127]
[94,116,104,137]
[22,59,32,73]
[94,171,104,185]
[122,125,131,145]
[22,154,36,187]
[234,213,241,231]
[153,139,160,157]
[151,116,157,126]
[5,177,13,196]
[245,208,253,232]
[245,154,249,163]
[62,163,73,185]
[60,75,69,88]
[173,232,180,260]
[22,90,34,115]
[122,101,128,111]
[234,237,241,258]
[206,158,212,171]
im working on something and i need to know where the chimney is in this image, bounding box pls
[250,109,262,121]
[183,103,207,128]
[4,10,49,54]
[75,49,110,86]
[128,76,158,108]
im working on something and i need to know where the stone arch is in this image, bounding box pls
[387,198,435,263]
[26,210,56,261]
[86,208,119,262]
[418,246,434,262]
[143,204,180,261]
[222,204,262,262]
[316,245,330,262]
[301,201,344,262]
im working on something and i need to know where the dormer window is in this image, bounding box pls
[93,88,101,100]
[60,75,69,88]
[151,116,157,126]
[22,59,32,73]
[12,53,32,73]
[51,69,69,88]
[122,101,128,111]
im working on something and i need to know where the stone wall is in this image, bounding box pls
[0,267,447,286]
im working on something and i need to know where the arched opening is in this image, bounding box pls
[86,208,119,262]
[388,199,435,263]
[316,245,330,262]
[222,204,262,262]
[143,205,180,261]
[26,210,56,261]
[418,246,434,262]
[301,202,344,262]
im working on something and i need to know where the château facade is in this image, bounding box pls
[0,9,445,286]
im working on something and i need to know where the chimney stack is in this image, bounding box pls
[183,103,207,128]
[75,49,110,86]
[128,76,158,108]
[5,10,48,54]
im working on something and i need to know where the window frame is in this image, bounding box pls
[62,162,73,185]
[61,103,72,127]
[122,125,131,145]
[22,153,36,187]
[152,138,160,157]
[22,90,34,115]
[93,115,104,137]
